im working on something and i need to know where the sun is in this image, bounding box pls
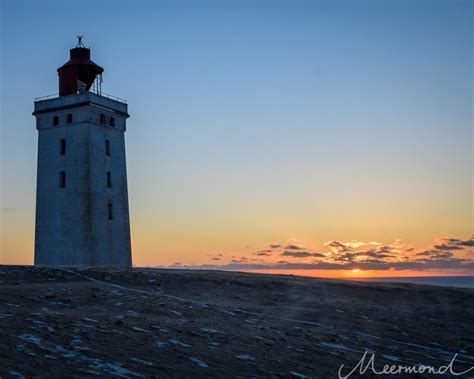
[352,269,361,273]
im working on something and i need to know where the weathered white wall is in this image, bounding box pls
[34,93,132,267]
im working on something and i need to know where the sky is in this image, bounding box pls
[0,0,472,277]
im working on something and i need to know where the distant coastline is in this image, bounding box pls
[2,264,472,289]
[347,276,474,289]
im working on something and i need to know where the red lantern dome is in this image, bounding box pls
[57,36,104,96]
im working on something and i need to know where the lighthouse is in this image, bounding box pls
[33,37,132,267]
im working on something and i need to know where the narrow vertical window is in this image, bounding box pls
[105,139,111,156]
[66,113,73,123]
[59,171,66,188]
[110,117,115,127]
[53,116,59,126]
[60,139,66,155]
[108,202,113,220]
[107,171,112,188]
[100,114,106,124]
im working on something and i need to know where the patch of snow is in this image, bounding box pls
[290,372,308,378]
[200,327,225,334]
[356,332,381,340]
[17,334,42,345]
[87,360,144,378]
[131,357,154,366]
[189,357,208,368]
[52,345,77,358]
[222,310,237,316]
[82,317,99,323]
[168,339,191,348]
[17,335,77,358]
[236,354,256,361]
[8,371,25,379]
[132,326,149,333]
[360,315,374,323]
[320,342,361,353]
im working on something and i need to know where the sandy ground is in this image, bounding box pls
[0,266,473,378]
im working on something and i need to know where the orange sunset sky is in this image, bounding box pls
[1,1,473,278]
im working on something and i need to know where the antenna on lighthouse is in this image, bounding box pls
[76,35,85,48]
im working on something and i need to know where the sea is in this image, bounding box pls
[349,276,474,289]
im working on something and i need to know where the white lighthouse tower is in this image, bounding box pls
[33,37,132,267]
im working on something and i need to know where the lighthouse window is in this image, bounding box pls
[53,116,59,126]
[108,202,113,220]
[59,171,66,188]
[107,171,112,188]
[66,113,73,123]
[110,117,115,127]
[100,114,106,124]
[60,139,66,155]
[105,139,111,156]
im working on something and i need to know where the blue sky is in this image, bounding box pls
[0,0,472,271]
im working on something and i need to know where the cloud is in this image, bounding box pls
[284,244,305,250]
[356,251,395,259]
[231,256,249,264]
[329,244,396,263]
[426,252,454,260]
[433,244,463,251]
[280,251,325,258]
[416,250,437,256]
[253,250,272,257]
[333,252,356,262]
[324,240,350,252]
[459,237,474,247]
[438,236,474,248]
[168,256,474,272]
[168,235,474,273]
